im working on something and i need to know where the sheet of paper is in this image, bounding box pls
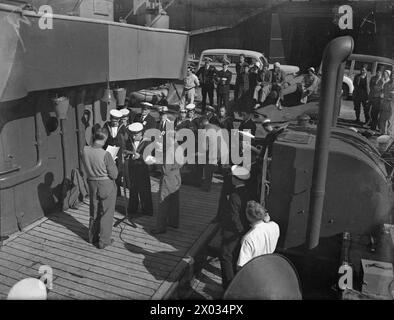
[106,146,119,160]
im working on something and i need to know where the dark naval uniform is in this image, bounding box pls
[126,137,153,216]
[102,121,125,196]
[216,68,232,111]
[219,184,249,289]
[136,113,157,132]
[196,64,217,113]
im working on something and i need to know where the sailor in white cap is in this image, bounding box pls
[7,278,47,300]
[185,103,200,131]
[271,62,287,110]
[124,122,153,216]
[138,102,157,131]
[175,107,191,132]
[102,109,122,148]
[181,66,200,107]
[218,164,250,290]
[195,56,216,113]
[216,58,232,111]
[158,106,171,134]
[102,109,124,196]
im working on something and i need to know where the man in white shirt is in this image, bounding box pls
[181,67,200,107]
[237,200,280,268]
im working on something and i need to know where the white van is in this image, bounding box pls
[197,49,300,86]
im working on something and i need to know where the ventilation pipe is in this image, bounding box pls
[306,36,354,250]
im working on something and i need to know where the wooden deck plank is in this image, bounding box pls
[26,227,179,268]
[18,233,171,279]
[43,216,194,250]
[0,247,155,298]
[0,183,221,299]
[5,241,162,289]
[22,231,176,272]
[0,257,98,300]
[37,222,187,258]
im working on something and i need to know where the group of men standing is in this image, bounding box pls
[353,65,394,135]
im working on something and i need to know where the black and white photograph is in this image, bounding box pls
[0,0,393,305]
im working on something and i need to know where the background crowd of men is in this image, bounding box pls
[353,65,394,135]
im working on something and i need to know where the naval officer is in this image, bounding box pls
[124,122,154,216]
[218,165,250,289]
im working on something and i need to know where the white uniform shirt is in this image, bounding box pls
[110,126,118,138]
[237,221,280,268]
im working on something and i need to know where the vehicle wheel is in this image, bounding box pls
[342,83,349,100]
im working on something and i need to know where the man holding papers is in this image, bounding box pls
[124,123,154,216]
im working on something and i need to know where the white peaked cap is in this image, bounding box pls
[186,103,196,110]
[141,102,153,108]
[7,278,47,300]
[127,122,143,133]
[231,165,250,180]
[120,108,130,117]
[109,109,123,119]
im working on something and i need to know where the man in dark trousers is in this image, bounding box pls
[271,62,287,110]
[353,65,371,124]
[235,54,246,101]
[102,109,123,196]
[216,59,232,112]
[369,68,384,130]
[82,128,118,249]
[218,165,250,290]
[124,122,154,216]
[137,102,157,132]
[196,57,216,114]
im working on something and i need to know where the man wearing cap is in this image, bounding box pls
[218,165,250,290]
[238,109,257,137]
[158,106,173,159]
[271,62,287,110]
[237,201,280,269]
[369,67,384,130]
[175,108,190,131]
[235,54,247,101]
[116,108,131,196]
[196,57,217,113]
[299,67,320,104]
[103,109,123,150]
[124,122,154,216]
[82,128,118,249]
[253,64,272,108]
[261,119,288,158]
[215,59,232,111]
[206,105,220,126]
[353,64,371,124]
[186,103,200,132]
[380,70,394,135]
[137,102,157,131]
[182,67,200,107]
